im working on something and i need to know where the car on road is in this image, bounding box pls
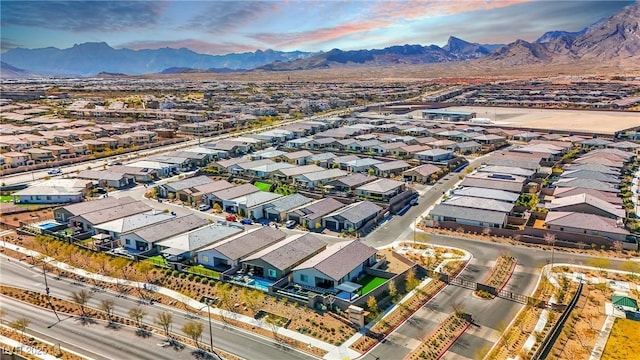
[240,218,253,225]
[47,168,63,175]
[198,204,211,211]
[225,215,237,222]
[285,220,296,229]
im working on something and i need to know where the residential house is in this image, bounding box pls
[76,170,135,189]
[282,150,314,165]
[157,175,213,199]
[241,233,327,281]
[2,151,30,167]
[402,164,441,183]
[179,180,234,206]
[288,198,345,230]
[477,166,535,179]
[263,194,314,222]
[372,160,411,178]
[552,187,622,206]
[455,141,481,154]
[157,222,244,261]
[249,149,286,161]
[579,138,614,149]
[449,187,520,203]
[344,158,383,173]
[460,173,526,193]
[294,169,347,189]
[355,179,405,201]
[545,193,625,219]
[196,227,287,270]
[544,212,631,242]
[292,240,377,291]
[560,170,620,184]
[94,211,175,240]
[308,152,337,167]
[243,161,296,179]
[415,149,454,163]
[107,165,158,183]
[553,178,618,193]
[429,204,508,228]
[41,145,71,159]
[13,179,93,204]
[285,138,312,150]
[327,174,376,193]
[121,214,208,253]
[227,159,273,176]
[330,155,361,170]
[65,142,88,156]
[271,164,325,182]
[234,191,283,219]
[54,196,139,223]
[322,201,382,232]
[23,148,54,163]
[125,160,177,177]
[209,184,260,212]
[68,201,151,234]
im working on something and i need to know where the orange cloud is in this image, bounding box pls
[251,0,533,49]
[120,39,257,55]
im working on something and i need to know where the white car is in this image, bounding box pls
[47,168,63,175]
[285,220,297,229]
[198,204,211,211]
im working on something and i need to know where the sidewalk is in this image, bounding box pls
[3,243,337,358]
[0,334,60,360]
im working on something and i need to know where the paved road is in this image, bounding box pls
[0,257,315,360]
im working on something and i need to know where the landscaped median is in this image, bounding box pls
[349,279,448,354]
[404,312,471,360]
[474,254,517,299]
[0,325,82,360]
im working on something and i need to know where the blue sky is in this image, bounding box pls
[1,1,633,54]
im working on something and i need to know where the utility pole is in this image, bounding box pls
[42,261,61,321]
[200,296,220,360]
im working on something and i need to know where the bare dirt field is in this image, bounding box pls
[430,106,640,135]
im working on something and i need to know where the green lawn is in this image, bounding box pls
[1,195,14,203]
[186,265,220,278]
[357,275,387,295]
[254,181,272,192]
[145,255,170,268]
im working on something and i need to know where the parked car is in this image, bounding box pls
[225,215,237,222]
[409,197,418,206]
[240,218,253,225]
[47,168,62,175]
[198,204,211,211]
[285,220,297,229]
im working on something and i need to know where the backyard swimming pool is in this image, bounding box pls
[248,277,274,291]
[36,221,63,230]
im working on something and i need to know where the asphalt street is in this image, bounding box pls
[0,257,315,360]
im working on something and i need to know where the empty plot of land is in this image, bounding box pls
[442,106,640,135]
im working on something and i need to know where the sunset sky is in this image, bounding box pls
[1,1,633,54]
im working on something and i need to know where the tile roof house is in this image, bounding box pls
[402,164,441,183]
[122,214,208,253]
[560,170,620,184]
[208,184,260,209]
[180,180,234,205]
[372,160,411,177]
[282,150,314,165]
[271,164,325,181]
[544,211,630,242]
[94,211,175,240]
[355,178,405,200]
[294,169,348,189]
[545,193,625,219]
[68,201,152,234]
[288,198,346,230]
[157,175,213,198]
[327,173,377,192]
[263,193,314,222]
[440,195,514,213]
[460,173,526,193]
[322,200,383,232]
[13,179,94,205]
[292,240,377,291]
[241,233,327,281]
[76,170,135,189]
[429,204,508,228]
[157,222,244,261]
[233,191,283,219]
[54,196,139,223]
[197,227,288,270]
[553,178,619,193]
[450,187,520,203]
[415,149,453,163]
[552,187,623,205]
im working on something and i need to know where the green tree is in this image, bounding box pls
[388,280,398,302]
[405,267,420,291]
[99,299,115,323]
[366,296,379,317]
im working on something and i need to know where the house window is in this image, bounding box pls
[202,255,209,263]
[300,274,308,282]
[267,269,277,278]
[125,239,130,245]
[46,196,52,200]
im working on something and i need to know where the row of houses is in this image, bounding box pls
[52,196,380,296]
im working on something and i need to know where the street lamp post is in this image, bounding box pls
[42,261,61,322]
[200,296,220,360]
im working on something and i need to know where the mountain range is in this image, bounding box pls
[1,1,638,77]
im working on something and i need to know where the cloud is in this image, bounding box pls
[118,39,258,55]
[248,0,533,50]
[185,1,279,34]
[0,38,22,52]
[1,1,167,32]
